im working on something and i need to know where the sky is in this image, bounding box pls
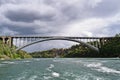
[0,0,120,52]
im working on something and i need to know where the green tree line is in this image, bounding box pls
[0,40,31,60]
[30,34,120,58]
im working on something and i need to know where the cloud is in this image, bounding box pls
[2,4,57,22]
[0,27,19,35]
[0,0,120,51]
[60,12,120,37]
[88,0,102,8]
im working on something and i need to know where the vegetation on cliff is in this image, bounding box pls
[0,40,31,60]
[30,48,65,58]
[100,33,120,57]
[30,34,120,58]
[30,45,98,58]
[1,34,119,59]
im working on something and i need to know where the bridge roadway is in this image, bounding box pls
[0,35,116,52]
[10,35,114,39]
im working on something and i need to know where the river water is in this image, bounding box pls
[0,58,120,80]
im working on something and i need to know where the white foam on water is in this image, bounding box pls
[29,75,38,80]
[22,60,31,63]
[2,61,16,64]
[16,76,25,80]
[46,68,52,72]
[43,76,52,80]
[64,71,78,78]
[96,66,120,74]
[46,64,60,78]
[49,64,54,68]
[53,59,62,62]
[12,71,28,80]
[34,59,40,61]
[86,62,102,67]
[64,72,82,80]
[86,62,120,74]
[64,71,104,80]
[100,61,108,63]
[53,58,72,63]
[52,72,60,77]
[46,64,54,72]
[72,60,82,63]
[78,74,103,80]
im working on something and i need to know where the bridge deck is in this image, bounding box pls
[0,35,115,39]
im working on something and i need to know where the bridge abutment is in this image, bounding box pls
[0,36,13,47]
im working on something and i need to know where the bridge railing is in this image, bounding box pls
[0,35,117,49]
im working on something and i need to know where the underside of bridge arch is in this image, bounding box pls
[16,38,99,52]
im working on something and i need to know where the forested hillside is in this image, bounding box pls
[30,34,120,58]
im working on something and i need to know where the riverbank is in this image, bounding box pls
[0,54,31,60]
[0,40,32,60]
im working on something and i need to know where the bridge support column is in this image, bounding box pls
[2,37,5,44]
[1,36,13,47]
[8,37,13,47]
[99,38,105,48]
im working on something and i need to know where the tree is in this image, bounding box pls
[100,35,120,57]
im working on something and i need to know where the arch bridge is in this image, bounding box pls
[0,35,115,52]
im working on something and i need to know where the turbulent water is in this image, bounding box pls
[0,58,120,80]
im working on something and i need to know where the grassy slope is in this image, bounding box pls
[0,40,31,60]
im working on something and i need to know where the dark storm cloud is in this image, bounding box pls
[5,10,41,22]
[0,0,60,35]
[0,0,120,36]
[0,23,35,35]
[0,0,120,52]
[4,9,54,23]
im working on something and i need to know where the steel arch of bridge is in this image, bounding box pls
[16,38,99,52]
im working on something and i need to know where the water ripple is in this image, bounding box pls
[85,62,120,74]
